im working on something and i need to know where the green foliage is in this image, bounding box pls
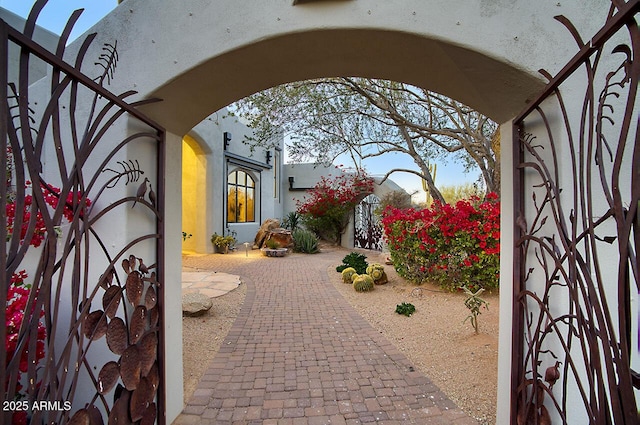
[282,211,301,232]
[375,190,413,216]
[395,302,416,317]
[336,252,368,274]
[292,228,319,253]
[352,274,374,292]
[341,267,357,283]
[461,286,489,334]
[438,183,484,205]
[182,231,192,241]
[264,239,281,249]
[211,233,236,248]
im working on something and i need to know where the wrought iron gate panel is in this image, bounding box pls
[354,194,383,251]
[2,2,165,424]
[512,1,639,423]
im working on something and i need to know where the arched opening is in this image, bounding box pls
[6,2,632,424]
[68,3,619,423]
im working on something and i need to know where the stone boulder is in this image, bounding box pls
[254,218,281,248]
[182,292,213,316]
[265,228,294,248]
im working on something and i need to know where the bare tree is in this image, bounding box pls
[230,78,499,203]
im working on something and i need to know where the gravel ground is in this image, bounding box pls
[327,261,499,425]
[181,250,499,424]
[182,281,246,401]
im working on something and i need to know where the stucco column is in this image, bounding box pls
[163,131,184,423]
[496,122,515,424]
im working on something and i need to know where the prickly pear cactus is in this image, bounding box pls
[341,267,357,283]
[366,263,388,285]
[352,274,375,292]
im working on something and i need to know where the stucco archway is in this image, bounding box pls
[73,1,617,422]
[80,1,610,135]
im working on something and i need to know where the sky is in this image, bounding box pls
[1,0,482,201]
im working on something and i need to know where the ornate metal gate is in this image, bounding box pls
[2,1,165,424]
[512,1,639,423]
[354,194,383,251]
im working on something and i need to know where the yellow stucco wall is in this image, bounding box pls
[181,135,207,253]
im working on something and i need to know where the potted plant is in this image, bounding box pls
[211,233,236,254]
[261,239,288,257]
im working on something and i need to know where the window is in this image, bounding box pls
[227,170,255,223]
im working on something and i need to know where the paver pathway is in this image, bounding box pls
[173,248,479,425]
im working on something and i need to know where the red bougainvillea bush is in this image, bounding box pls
[5,181,90,424]
[297,171,374,243]
[5,181,91,247]
[382,193,500,292]
[6,270,46,425]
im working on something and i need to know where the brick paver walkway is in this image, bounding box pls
[173,248,479,425]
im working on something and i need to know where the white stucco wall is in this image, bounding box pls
[1,8,59,85]
[181,109,284,252]
[64,0,612,136]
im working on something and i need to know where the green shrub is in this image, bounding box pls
[462,286,489,334]
[352,274,374,292]
[292,228,319,253]
[341,267,357,283]
[336,252,368,274]
[395,302,416,317]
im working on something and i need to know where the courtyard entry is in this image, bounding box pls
[2,1,638,424]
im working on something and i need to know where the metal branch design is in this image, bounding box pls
[103,160,146,188]
[1,1,165,424]
[512,2,639,423]
[94,41,119,86]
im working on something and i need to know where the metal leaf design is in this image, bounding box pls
[68,409,90,425]
[140,403,157,425]
[97,361,120,395]
[138,332,157,377]
[121,258,131,274]
[83,310,108,340]
[130,377,152,422]
[102,286,122,318]
[100,268,115,290]
[120,345,141,391]
[129,306,147,345]
[106,317,128,356]
[149,306,159,328]
[108,389,132,425]
[87,405,104,425]
[145,362,159,393]
[125,272,144,306]
[144,286,157,309]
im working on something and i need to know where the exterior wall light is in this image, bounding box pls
[223,132,232,150]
